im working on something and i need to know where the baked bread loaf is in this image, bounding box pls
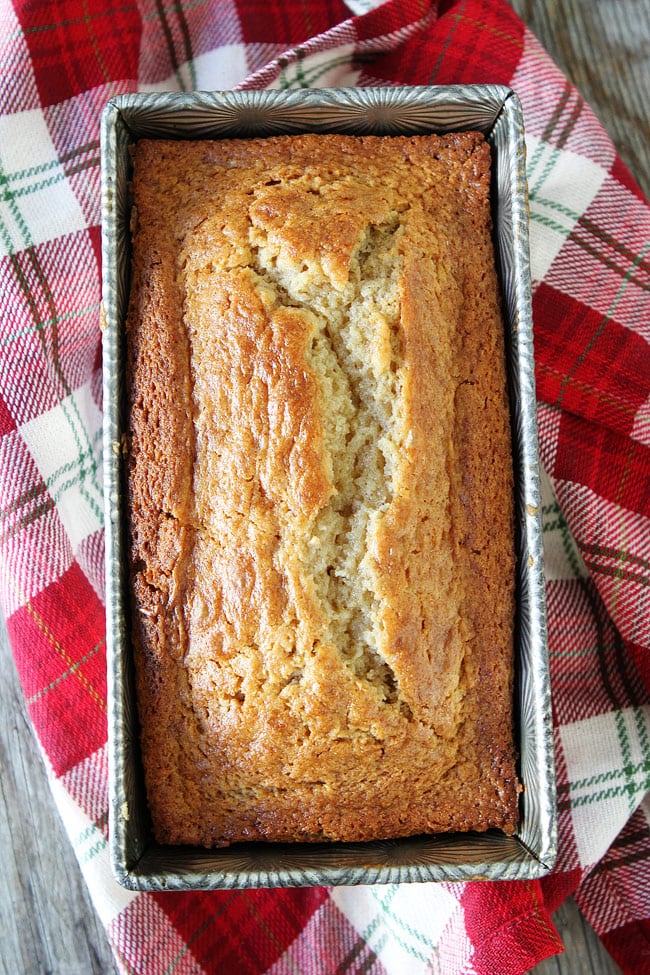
[126,132,519,847]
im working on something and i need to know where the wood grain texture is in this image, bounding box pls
[1,1,647,973]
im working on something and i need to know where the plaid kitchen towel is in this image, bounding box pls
[1,0,649,972]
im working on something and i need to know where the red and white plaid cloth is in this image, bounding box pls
[1,0,649,972]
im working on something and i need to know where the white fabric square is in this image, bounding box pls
[0,106,57,173]
[525,134,607,285]
[20,382,103,552]
[193,44,249,89]
[140,66,192,92]
[332,882,462,973]
[49,773,137,927]
[0,109,86,257]
[560,706,650,869]
[267,44,360,89]
[540,466,589,582]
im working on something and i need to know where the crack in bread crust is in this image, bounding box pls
[248,218,405,702]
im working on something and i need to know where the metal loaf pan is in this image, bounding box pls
[101,85,557,890]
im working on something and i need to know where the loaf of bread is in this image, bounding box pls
[126,132,519,847]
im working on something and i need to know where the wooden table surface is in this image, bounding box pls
[1,1,648,972]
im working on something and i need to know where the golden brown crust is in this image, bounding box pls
[126,132,519,846]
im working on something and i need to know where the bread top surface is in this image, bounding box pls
[126,132,519,846]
